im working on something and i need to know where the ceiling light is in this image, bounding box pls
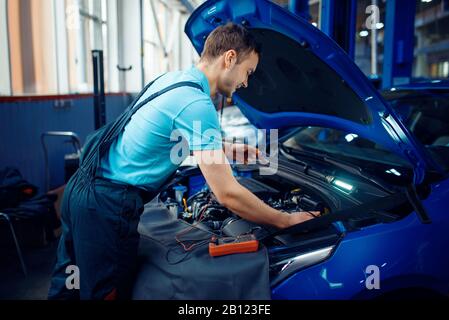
[359,30,369,37]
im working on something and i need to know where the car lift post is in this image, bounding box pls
[382,0,416,89]
[320,0,357,60]
[92,50,106,129]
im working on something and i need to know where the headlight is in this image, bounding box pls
[270,246,335,286]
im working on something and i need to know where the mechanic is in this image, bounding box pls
[48,22,318,300]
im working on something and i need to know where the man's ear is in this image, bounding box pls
[224,50,237,69]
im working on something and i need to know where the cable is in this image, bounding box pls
[186,190,208,205]
[175,199,212,251]
[167,201,213,265]
[305,210,321,218]
[165,238,210,265]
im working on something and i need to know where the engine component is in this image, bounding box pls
[165,198,179,216]
[203,207,229,221]
[236,177,279,198]
[285,188,325,213]
[296,194,324,212]
[202,220,223,230]
[222,217,262,237]
[164,174,329,236]
[173,185,188,205]
[191,197,210,219]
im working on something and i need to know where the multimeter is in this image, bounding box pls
[209,234,259,257]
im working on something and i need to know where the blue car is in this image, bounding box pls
[134,0,449,300]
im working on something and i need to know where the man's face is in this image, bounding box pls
[217,50,259,98]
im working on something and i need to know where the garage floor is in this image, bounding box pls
[0,239,58,300]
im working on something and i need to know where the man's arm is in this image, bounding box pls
[222,141,266,165]
[193,149,316,229]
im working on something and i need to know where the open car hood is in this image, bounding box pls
[185,0,434,184]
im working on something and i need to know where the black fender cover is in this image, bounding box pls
[132,200,271,300]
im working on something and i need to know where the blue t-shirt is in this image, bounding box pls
[100,66,223,191]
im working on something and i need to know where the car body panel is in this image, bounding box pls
[185,0,434,183]
[182,1,449,300]
[271,177,449,299]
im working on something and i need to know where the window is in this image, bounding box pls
[3,0,117,95]
[65,0,110,93]
[0,0,11,95]
[7,0,58,95]
[384,89,449,171]
[142,0,198,83]
[413,0,449,79]
[283,126,411,168]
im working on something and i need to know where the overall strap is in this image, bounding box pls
[91,80,205,178]
[117,81,204,133]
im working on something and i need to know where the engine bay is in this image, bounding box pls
[160,170,332,239]
[154,164,409,285]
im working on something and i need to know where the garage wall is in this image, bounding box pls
[0,94,132,192]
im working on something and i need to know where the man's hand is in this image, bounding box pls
[223,142,269,165]
[193,149,318,229]
[285,211,320,228]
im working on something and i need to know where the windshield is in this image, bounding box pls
[383,89,449,171]
[282,126,412,168]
